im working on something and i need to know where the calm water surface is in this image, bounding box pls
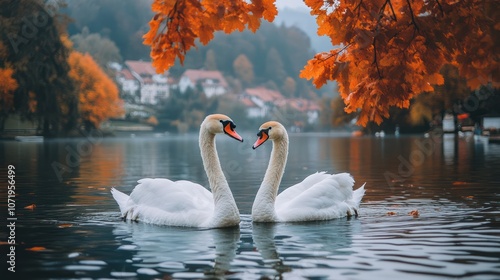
[0,132,499,279]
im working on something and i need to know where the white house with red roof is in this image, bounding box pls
[240,96,265,118]
[116,60,170,105]
[240,87,321,124]
[179,69,228,98]
[241,87,285,118]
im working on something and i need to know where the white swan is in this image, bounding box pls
[251,121,366,222]
[111,114,243,228]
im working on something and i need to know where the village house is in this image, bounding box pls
[115,68,139,102]
[178,69,228,98]
[240,87,285,118]
[116,60,170,105]
[276,98,321,124]
[240,87,321,125]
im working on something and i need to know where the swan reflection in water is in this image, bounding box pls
[252,223,292,275]
[111,217,358,278]
[112,221,240,277]
[251,218,359,278]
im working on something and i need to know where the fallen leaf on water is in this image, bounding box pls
[58,223,73,228]
[26,246,46,251]
[24,204,36,210]
[386,211,397,216]
[409,210,420,217]
[453,181,468,185]
[463,195,474,199]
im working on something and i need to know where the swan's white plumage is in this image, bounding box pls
[111,114,241,228]
[112,179,215,227]
[252,121,366,223]
[276,173,365,222]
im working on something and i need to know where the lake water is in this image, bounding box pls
[1,132,499,279]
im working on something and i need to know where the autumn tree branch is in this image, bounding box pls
[354,0,364,17]
[435,0,444,16]
[372,36,382,79]
[406,0,420,32]
[319,43,352,62]
[386,0,397,21]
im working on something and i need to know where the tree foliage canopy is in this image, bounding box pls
[143,0,278,72]
[0,0,124,136]
[143,0,499,125]
[0,0,78,135]
[68,51,123,129]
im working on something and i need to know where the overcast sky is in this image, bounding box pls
[275,0,308,11]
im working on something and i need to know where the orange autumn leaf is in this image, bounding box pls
[58,223,73,228]
[409,210,420,217]
[387,211,397,216]
[452,181,468,185]
[26,246,46,251]
[24,204,36,210]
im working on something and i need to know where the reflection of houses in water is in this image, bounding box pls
[443,134,456,165]
[442,133,488,175]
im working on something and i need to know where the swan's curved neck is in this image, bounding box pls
[199,128,239,227]
[252,132,288,221]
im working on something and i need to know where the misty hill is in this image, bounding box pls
[275,8,333,53]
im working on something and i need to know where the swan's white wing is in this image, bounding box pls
[111,187,131,215]
[275,173,357,222]
[351,183,366,208]
[120,178,214,226]
[275,171,330,205]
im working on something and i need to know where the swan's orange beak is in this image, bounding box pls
[223,121,243,142]
[252,130,269,149]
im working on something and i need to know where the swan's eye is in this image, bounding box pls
[268,127,272,130]
[221,120,235,131]
[257,128,270,139]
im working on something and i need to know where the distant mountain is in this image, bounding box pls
[274,8,333,53]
